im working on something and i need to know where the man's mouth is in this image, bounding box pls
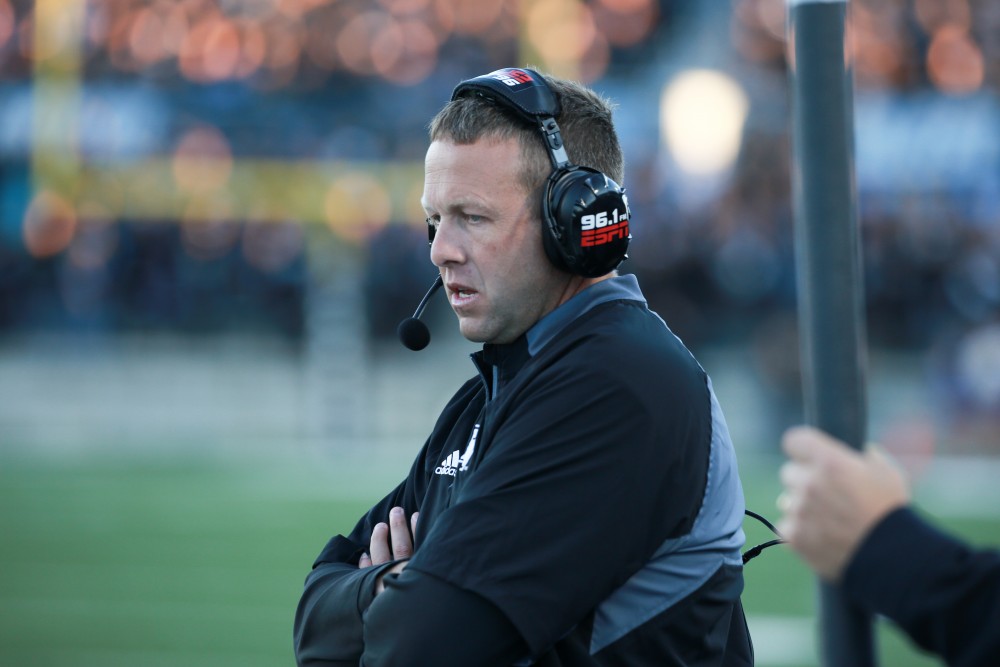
[447,283,478,307]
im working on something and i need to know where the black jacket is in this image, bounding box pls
[844,506,1000,667]
[294,275,753,666]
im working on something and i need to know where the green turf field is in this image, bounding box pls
[0,453,993,666]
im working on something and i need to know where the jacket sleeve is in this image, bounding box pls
[293,469,425,666]
[843,506,1000,667]
[295,559,402,666]
[360,568,529,667]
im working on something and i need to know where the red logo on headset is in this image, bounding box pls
[581,221,629,247]
[580,208,629,248]
[490,69,534,88]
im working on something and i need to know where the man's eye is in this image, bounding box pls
[426,217,439,245]
[466,214,483,223]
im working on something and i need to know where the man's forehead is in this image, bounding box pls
[423,139,523,194]
[424,134,520,158]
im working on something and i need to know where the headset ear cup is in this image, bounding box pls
[541,171,573,273]
[542,167,631,277]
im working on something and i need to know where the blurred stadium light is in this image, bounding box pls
[659,68,749,176]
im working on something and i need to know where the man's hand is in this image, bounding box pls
[777,426,910,582]
[358,507,419,594]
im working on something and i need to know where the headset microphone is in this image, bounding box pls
[397,275,443,351]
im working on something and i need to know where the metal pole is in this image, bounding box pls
[786,1,876,665]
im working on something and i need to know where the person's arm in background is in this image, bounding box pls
[777,426,909,580]
[778,426,1000,667]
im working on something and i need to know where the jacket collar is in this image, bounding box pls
[471,274,646,400]
[525,273,644,356]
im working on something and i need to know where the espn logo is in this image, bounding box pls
[491,69,533,87]
[580,209,629,247]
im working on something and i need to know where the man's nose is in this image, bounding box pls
[430,220,465,267]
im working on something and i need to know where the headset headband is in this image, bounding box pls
[451,68,570,169]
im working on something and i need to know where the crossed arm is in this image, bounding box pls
[354,507,528,667]
[295,503,526,667]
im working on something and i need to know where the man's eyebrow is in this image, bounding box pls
[422,197,492,215]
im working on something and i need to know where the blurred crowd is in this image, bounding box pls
[0,0,998,444]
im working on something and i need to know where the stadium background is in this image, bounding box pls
[1,0,998,665]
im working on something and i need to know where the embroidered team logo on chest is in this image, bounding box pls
[435,424,479,477]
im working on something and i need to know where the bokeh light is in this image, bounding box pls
[0,0,15,51]
[242,220,305,273]
[304,5,347,71]
[926,25,984,95]
[727,0,1000,99]
[0,0,671,89]
[179,15,242,82]
[67,203,119,271]
[525,0,597,75]
[433,0,502,36]
[660,69,750,177]
[377,18,438,84]
[181,215,241,262]
[26,0,84,66]
[914,0,971,34]
[592,0,657,48]
[172,125,234,195]
[259,16,303,88]
[379,0,433,15]
[127,7,168,67]
[849,3,913,89]
[576,27,611,83]
[235,18,268,78]
[22,190,78,258]
[733,0,789,66]
[336,10,391,77]
[323,173,392,243]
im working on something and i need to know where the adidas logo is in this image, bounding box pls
[435,450,460,477]
[435,424,479,477]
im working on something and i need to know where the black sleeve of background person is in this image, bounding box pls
[409,304,712,656]
[361,569,529,667]
[294,377,484,666]
[844,507,1000,667]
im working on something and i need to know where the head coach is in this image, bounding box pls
[293,67,753,667]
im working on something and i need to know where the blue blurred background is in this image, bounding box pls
[0,1,998,665]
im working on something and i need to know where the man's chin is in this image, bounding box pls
[458,322,489,344]
[459,315,504,344]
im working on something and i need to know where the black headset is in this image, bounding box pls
[448,68,632,278]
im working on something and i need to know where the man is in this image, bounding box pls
[778,426,1000,667]
[294,67,752,666]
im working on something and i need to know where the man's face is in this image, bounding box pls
[422,136,570,345]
